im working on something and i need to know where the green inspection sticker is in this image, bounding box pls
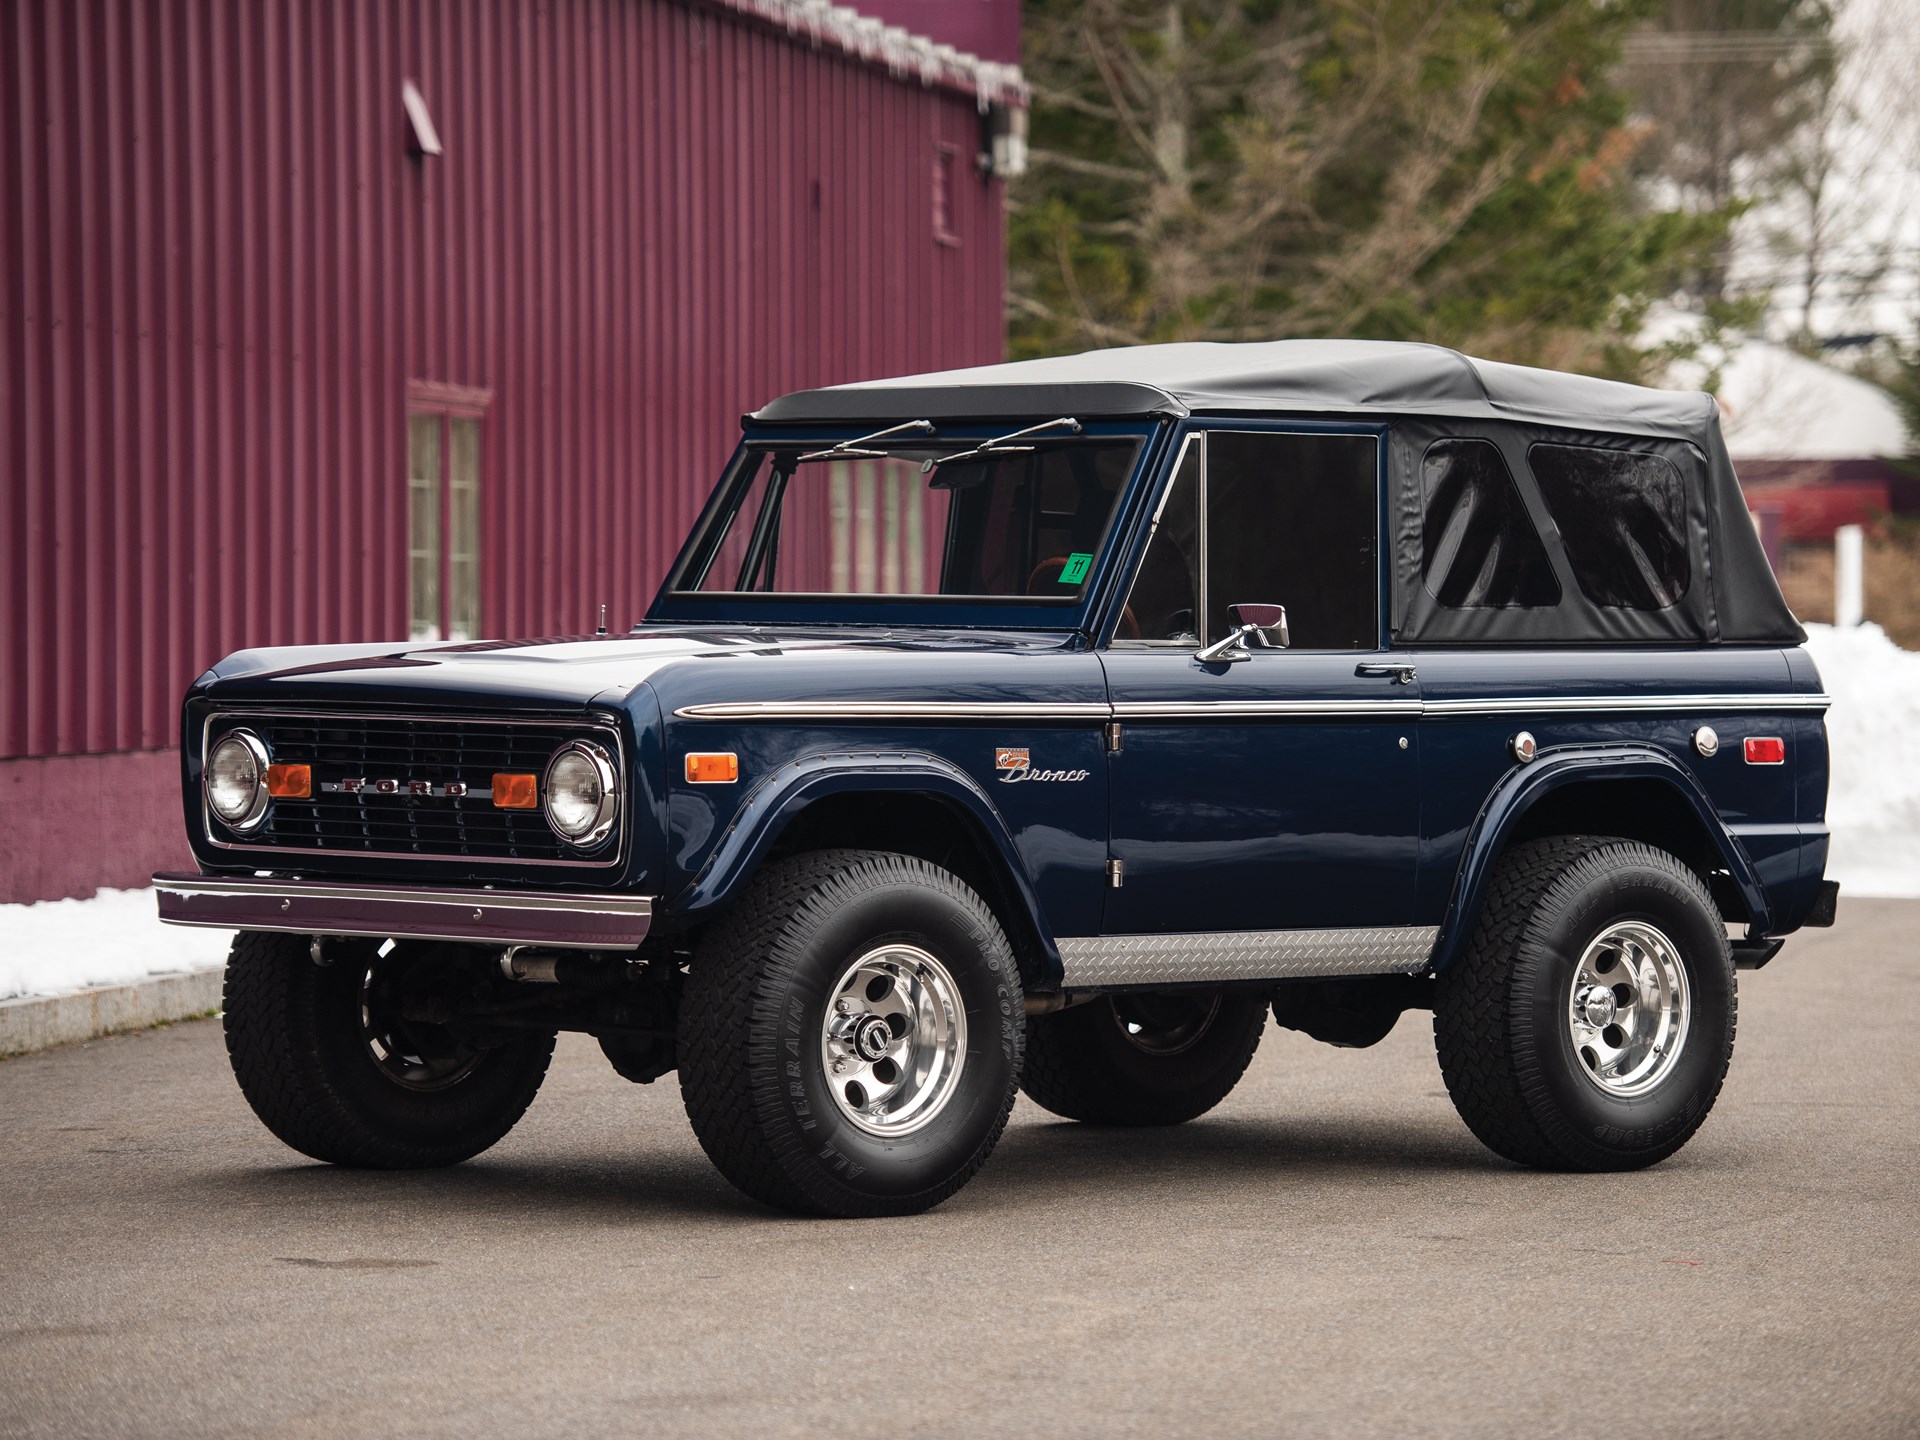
[1058,552,1093,584]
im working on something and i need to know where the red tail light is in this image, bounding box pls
[1743,736,1785,765]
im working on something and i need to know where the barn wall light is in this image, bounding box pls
[402,79,443,157]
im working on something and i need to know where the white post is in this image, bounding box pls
[1834,523,1865,628]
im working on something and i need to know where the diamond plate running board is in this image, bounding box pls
[1056,926,1438,988]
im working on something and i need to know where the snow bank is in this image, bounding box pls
[1804,622,1920,898]
[0,888,232,1002]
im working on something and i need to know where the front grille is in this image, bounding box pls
[205,713,620,866]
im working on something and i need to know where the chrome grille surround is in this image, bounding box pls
[199,710,625,869]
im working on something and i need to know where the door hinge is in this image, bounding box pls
[1105,720,1124,753]
[1107,858,1125,888]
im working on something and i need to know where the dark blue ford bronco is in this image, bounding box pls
[158,340,1838,1217]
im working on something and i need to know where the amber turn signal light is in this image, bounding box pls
[492,772,540,808]
[1743,736,1785,765]
[685,752,739,784]
[264,762,311,799]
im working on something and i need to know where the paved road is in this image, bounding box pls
[3,901,1916,1439]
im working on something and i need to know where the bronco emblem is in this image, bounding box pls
[994,746,1089,784]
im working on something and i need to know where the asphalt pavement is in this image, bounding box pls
[3,900,1916,1439]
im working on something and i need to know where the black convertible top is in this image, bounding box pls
[753,339,1715,438]
[753,341,1804,647]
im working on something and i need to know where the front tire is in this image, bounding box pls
[1021,990,1267,1125]
[222,932,554,1168]
[1434,836,1736,1172]
[676,850,1023,1218]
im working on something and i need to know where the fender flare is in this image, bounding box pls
[669,749,1063,985]
[1427,743,1770,974]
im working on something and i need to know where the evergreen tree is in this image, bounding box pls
[1010,0,1731,378]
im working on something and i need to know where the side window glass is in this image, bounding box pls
[1206,432,1378,650]
[1530,443,1690,609]
[1421,439,1560,608]
[1116,438,1200,643]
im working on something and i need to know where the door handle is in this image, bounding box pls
[1356,662,1417,685]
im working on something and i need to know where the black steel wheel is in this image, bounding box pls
[222,931,554,1168]
[1020,989,1267,1126]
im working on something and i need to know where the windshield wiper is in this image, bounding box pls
[794,419,935,463]
[926,417,1083,470]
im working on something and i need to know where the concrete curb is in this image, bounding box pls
[0,967,226,1058]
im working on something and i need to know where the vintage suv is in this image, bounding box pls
[157,340,1837,1218]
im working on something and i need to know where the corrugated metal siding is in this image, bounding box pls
[1,0,1008,761]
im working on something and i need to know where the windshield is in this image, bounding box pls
[672,436,1142,601]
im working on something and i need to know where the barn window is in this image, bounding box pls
[1420,439,1559,608]
[1529,442,1690,610]
[406,385,489,640]
[933,143,961,247]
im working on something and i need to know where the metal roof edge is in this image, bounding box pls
[698,0,1029,106]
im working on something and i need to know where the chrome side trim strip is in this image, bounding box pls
[677,693,1830,723]
[1111,700,1422,720]
[153,873,654,951]
[1420,693,1832,717]
[1057,925,1438,987]
[674,700,1112,721]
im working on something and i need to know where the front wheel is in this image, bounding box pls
[676,850,1024,1218]
[1434,836,1736,1172]
[222,932,555,1167]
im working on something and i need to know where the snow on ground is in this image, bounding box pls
[1,889,233,1002]
[1804,622,1920,899]
[2,626,1915,1001]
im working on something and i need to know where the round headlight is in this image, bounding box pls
[543,742,619,847]
[207,731,271,831]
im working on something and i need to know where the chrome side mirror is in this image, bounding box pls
[1195,603,1289,663]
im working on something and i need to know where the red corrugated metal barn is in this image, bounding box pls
[1,0,1025,904]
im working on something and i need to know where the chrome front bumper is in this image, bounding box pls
[153,873,654,951]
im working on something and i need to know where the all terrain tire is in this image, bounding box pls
[1433,836,1736,1171]
[1020,990,1267,1125]
[222,931,554,1168]
[676,849,1023,1218]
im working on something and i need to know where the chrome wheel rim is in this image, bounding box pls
[820,944,967,1137]
[1567,921,1691,1098]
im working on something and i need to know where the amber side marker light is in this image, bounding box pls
[686,753,739,784]
[1744,737,1786,765]
[492,772,540,808]
[264,762,311,799]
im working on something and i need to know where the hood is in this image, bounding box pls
[198,625,1076,712]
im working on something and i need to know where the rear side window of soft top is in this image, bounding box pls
[1528,443,1691,610]
[673,426,1142,601]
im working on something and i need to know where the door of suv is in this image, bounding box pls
[1101,427,1423,940]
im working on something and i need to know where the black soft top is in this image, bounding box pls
[753,339,1712,435]
[753,341,1804,647]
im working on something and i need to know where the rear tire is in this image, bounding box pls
[1433,836,1736,1172]
[222,931,554,1168]
[1021,990,1267,1126]
[676,850,1023,1218]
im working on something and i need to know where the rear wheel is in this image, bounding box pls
[222,931,554,1168]
[1020,990,1267,1125]
[1433,836,1736,1171]
[676,850,1023,1218]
